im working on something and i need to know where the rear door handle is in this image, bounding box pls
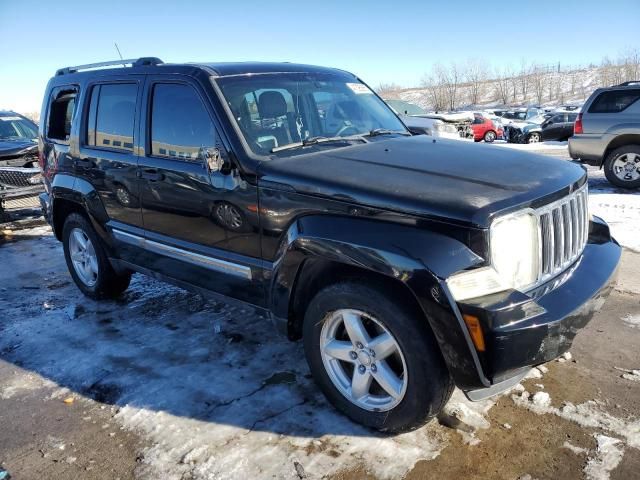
[138,169,165,182]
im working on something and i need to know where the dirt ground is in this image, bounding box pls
[1,160,639,479]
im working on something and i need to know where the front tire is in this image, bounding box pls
[603,145,640,189]
[62,213,131,299]
[303,282,453,433]
[527,132,541,143]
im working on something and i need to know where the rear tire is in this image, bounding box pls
[62,213,131,299]
[483,130,496,143]
[303,282,453,433]
[603,145,640,189]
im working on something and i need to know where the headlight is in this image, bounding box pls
[447,210,539,301]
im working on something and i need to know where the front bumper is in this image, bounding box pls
[456,216,620,397]
[39,192,52,224]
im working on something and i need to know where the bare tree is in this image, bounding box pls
[519,60,531,103]
[420,73,448,111]
[463,59,488,105]
[494,67,511,105]
[464,59,488,106]
[531,65,546,104]
[376,82,402,97]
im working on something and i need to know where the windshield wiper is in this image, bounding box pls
[366,128,411,137]
[271,135,367,153]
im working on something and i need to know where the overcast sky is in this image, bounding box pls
[1,0,639,113]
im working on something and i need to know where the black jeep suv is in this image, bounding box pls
[39,58,620,432]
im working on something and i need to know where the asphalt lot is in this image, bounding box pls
[1,144,639,480]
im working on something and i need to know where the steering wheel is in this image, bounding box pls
[335,124,360,137]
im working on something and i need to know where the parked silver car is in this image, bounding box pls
[569,81,640,188]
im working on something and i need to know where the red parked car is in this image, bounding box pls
[471,113,502,143]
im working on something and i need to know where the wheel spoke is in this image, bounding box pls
[88,256,99,275]
[342,311,370,346]
[70,251,83,262]
[72,230,87,250]
[368,332,397,360]
[323,340,355,362]
[372,361,403,399]
[351,369,372,400]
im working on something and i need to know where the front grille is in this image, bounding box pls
[0,167,42,188]
[535,183,589,284]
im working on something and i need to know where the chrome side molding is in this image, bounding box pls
[112,229,252,280]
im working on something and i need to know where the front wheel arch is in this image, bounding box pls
[288,258,426,341]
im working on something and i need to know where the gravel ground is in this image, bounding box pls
[1,143,638,480]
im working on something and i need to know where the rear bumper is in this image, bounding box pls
[455,216,620,397]
[568,135,607,165]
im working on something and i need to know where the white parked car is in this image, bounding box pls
[385,99,461,140]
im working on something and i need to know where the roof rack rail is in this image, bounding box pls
[616,80,640,87]
[56,57,164,76]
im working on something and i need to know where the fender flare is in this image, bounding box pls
[50,173,110,242]
[269,214,490,389]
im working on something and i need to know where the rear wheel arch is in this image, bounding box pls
[52,197,87,240]
[602,134,640,166]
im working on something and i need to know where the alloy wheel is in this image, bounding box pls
[69,228,99,287]
[319,309,408,411]
[613,152,640,182]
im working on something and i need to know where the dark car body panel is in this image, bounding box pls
[39,61,621,395]
[258,136,587,228]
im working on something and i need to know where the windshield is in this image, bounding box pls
[0,116,38,141]
[215,72,407,156]
[385,99,427,116]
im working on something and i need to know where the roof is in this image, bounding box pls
[200,62,354,78]
[52,57,355,79]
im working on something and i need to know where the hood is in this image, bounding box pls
[0,138,37,158]
[259,136,586,227]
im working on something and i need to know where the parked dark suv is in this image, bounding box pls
[39,58,620,432]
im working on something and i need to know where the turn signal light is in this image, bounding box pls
[463,314,486,352]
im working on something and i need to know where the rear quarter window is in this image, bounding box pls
[47,87,78,142]
[588,89,640,113]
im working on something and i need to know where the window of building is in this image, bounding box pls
[86,83,137,152]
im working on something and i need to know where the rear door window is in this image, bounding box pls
[86,83,137,152]
[149,83,215,161]
[589,89,640,113]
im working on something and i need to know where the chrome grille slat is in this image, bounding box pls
[532,183,589,288]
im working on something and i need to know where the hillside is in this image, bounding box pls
[381,57,639,111]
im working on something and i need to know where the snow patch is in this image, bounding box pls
[584,435,625,480]
[622,314,640,329]
[589,193,640,253]
[563,441,588,455]
[614,367,640,383]
[532,392,551,408]
[512,393,640,449]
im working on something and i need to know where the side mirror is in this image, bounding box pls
[200,147,225,173]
